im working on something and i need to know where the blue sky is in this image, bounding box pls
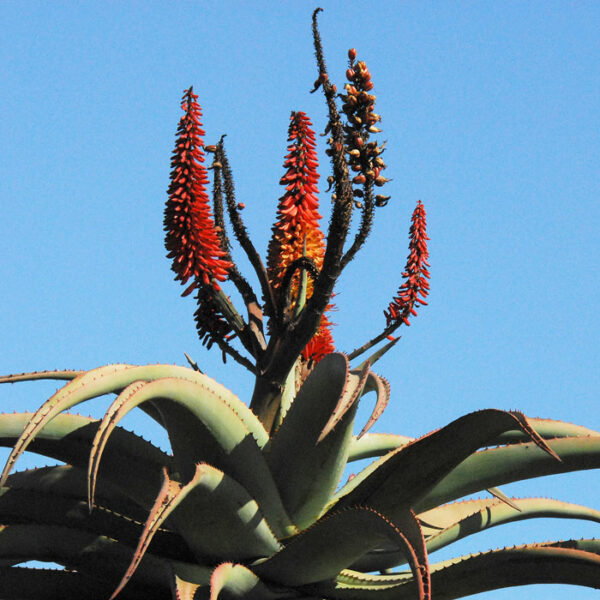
[1,1,599,597]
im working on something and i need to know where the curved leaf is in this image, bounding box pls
[210,563,284,600]
[253,506,428,599]
[0,412,170,508]
[352,497,600,572]
[1,363,268,487]
[349,433,413,462]
[266,354,362,528]
[334,410,559,519]
[87,377,294,537]
[0,369,83,384]
[417,435,600,513]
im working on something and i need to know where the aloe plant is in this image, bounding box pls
[1,9,599,600]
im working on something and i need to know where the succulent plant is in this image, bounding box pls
[1,8,599,600]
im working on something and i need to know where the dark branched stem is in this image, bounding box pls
[216,142,278,322]
[210,149,266,357]
[279,257,320,324]
[211,331,257,373]
[347,321,401,361]
[340,183,375,270]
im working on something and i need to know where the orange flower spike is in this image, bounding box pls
[267,111,325,289]
[164,88,231,294]
[384,201,430,327]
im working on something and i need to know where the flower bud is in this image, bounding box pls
[348,48,357,61]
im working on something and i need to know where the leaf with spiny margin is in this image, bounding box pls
[300,541,600,600]
[0,412,170,508]
[0,523,210,588]
[356,372,390,439]
[87,377,294,537]
[266,354,362,529]
[347,417,596,463]
[253,506,428,599]
[1,363,268,488]
[171,573,203,600]
[111,463,281,598]
[334,410,559,520]
[209,563,284,600]
[416,435,600,513]
[349,433,413,462]
[317,361,370,443]
[0,567,165,600]
[0,369,83,384]
[351,497,600,572]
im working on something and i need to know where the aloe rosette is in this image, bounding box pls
[1,8,600,600]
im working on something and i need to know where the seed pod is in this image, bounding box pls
[354,200,364,209]
[375,195,390,207]
[353,174,366,184]
[204,145,217,153]
[368,126,382,133]
[237,203,246,210]
[375,176,391,186]
[353,188,364,197]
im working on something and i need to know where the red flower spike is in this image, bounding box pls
[267,111,335,363]
[384,201,430,328]
[164,88,231,290]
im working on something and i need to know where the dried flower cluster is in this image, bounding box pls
[385,200,430,326]
[340,50,389,199]
[164,88,231,295]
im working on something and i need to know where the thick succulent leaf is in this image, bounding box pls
[0,412,170,508]
[356,372,391,439]
[496,418,600,443]
[0,523,176,587]
[348,433,413,462]
[307,541,600,599]
[253,506,428,598]
[352,497,600,572]
[334,410,559,518]
[0,567,165,600]
[210,563,284,600]
[171,573,204,600]
[347,418,597,463]
[417,435,600,512]
[1,363,268,487]
[87,377,294,537]
[265,354,362,529]
[0,369,83,384]
[112,463,281,598]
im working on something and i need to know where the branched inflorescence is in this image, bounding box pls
[164,88,231,296]
[385,200,430,327]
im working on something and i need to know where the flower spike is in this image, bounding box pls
[164,88,231,294]
[267,111,335,362]
[385,200,430,327]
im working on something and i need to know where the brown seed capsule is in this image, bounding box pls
[204,145,217,153]
[354,200,364,209]
[348,48,357,61]
[368,125,382,133]
[237,203,245,210]
[353,188,364,197]
[353,174,366,184]
[375,176,391,186]
[365,169,375,180]
[375,195,390,207]
[348,149,361,157]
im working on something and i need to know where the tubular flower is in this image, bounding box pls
[267,111,334,361]
[384,200,430,327]
[164,88,231,294]
[301,313,335,364]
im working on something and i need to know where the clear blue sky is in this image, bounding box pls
[1,1,598,598]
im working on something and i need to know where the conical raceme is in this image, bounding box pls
[385,200,430,327]
[164,88,231,294]
[267,111,335,361]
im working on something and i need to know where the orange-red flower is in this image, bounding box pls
[164,88,231,294]
[384,200,430,327]
[267,111,334,362]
